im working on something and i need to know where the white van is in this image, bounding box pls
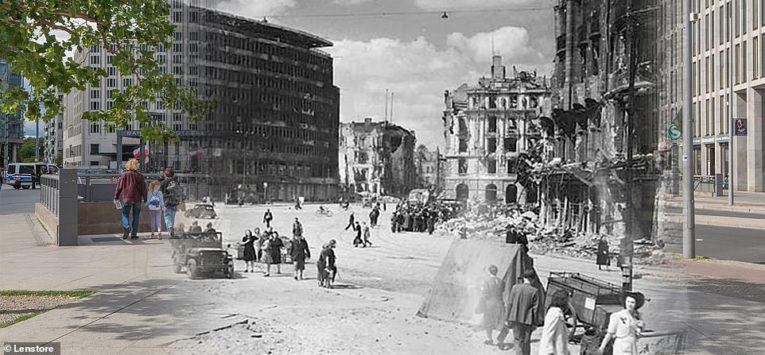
[3,163,58,189]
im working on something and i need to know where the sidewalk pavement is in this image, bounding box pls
[687,190,765,213]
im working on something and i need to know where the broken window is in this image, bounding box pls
[489,95,497,109]
[488,117,497,132]
[509,95,518,108]
[504,138,517,152]
[487,159,497,174]
[458,158,468,175]
[459,119,467,135]
[488,138,497,153]
[507,160,517,174]
[459,139,468,152]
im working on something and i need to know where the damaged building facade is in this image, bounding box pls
[63,2,340,201]
[442,56,551,204]
[338,118,417,196]
[414,145,443,190]
[541,0,660,248]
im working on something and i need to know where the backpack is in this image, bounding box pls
[164,179,185,207]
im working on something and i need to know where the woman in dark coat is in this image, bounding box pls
[289,234,311,280]
[263,232,284,276]
[596,236,610,270]
[317,239,337,288]
[242,230,257,273]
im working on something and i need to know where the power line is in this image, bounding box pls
[264,7,552,19]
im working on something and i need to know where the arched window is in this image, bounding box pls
[506,185,518,204]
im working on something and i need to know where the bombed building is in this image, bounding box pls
[63,2,340,201]
[441,56,551,204]
[339,118,417,197]
[414,145,443,190]
[539,0,660,248]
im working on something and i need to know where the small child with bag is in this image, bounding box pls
[147,180,164,239]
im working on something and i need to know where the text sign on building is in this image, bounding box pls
[734,118,747,136]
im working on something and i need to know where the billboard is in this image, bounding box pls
[735,118,747,136]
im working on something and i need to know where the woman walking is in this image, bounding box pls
[114,159,147,240]
[596,236,610,270]
[477,265,504,345]
[598,294,645,355]
[147,180,164,239]
[263,232,284,276]
[317,239,337,288]
[242,230,258,273]
[539,290,571,355]
[289,233,310,280]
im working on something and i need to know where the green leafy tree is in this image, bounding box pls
[17,137,43,163]
[0,0,211,141]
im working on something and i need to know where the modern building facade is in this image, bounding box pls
[44,95,64,165]
[63,1,340,201]
[338,118,417,196]
[0,60,24,167]
[678,0,765,192]
[442,55,550,204]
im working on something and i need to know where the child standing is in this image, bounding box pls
[147,180,164,239]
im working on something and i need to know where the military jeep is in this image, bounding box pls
[170,231,234,279]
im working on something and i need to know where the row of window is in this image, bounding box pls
[456,158,520,175]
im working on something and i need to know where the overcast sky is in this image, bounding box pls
[28,0,556,149]
[212,0,556,150]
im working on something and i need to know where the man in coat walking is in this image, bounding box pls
[496,269,540,354]
[263,209,273,228]
[344,212,355,230]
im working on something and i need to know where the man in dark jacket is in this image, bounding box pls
[353,221,363,247]
[263,209,273,228]
[344,212,355,230]
[289,234,310,280]
[292,217,303,237]
[496,270,540,353]
[159,167,183,237]
[114,159,147,240]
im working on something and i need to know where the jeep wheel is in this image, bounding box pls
[22,186,30,190]
[173,263,183,274]
[186,259,198,279]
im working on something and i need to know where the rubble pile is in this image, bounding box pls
[435,208,666,263]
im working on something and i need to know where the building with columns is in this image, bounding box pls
[441,55,550,204]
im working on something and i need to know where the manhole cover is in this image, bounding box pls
[91,237,123,243]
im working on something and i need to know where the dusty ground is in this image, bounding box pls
[0,295,80,326]
[167,203,688,355]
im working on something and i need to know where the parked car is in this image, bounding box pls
[184,204,217,219]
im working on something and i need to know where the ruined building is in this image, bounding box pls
[414,145,443,190]
[338,118,417,196]
[63,2,340,201]
[442,55,550,204]
[542,0,660,246]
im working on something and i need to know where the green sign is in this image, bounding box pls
[667,125,681,140]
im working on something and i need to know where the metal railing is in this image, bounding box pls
[39,174,59,215]
[693,174,723,196]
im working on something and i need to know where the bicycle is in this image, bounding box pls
[315,207,334,217]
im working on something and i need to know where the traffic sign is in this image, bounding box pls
[667,125,682,140]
